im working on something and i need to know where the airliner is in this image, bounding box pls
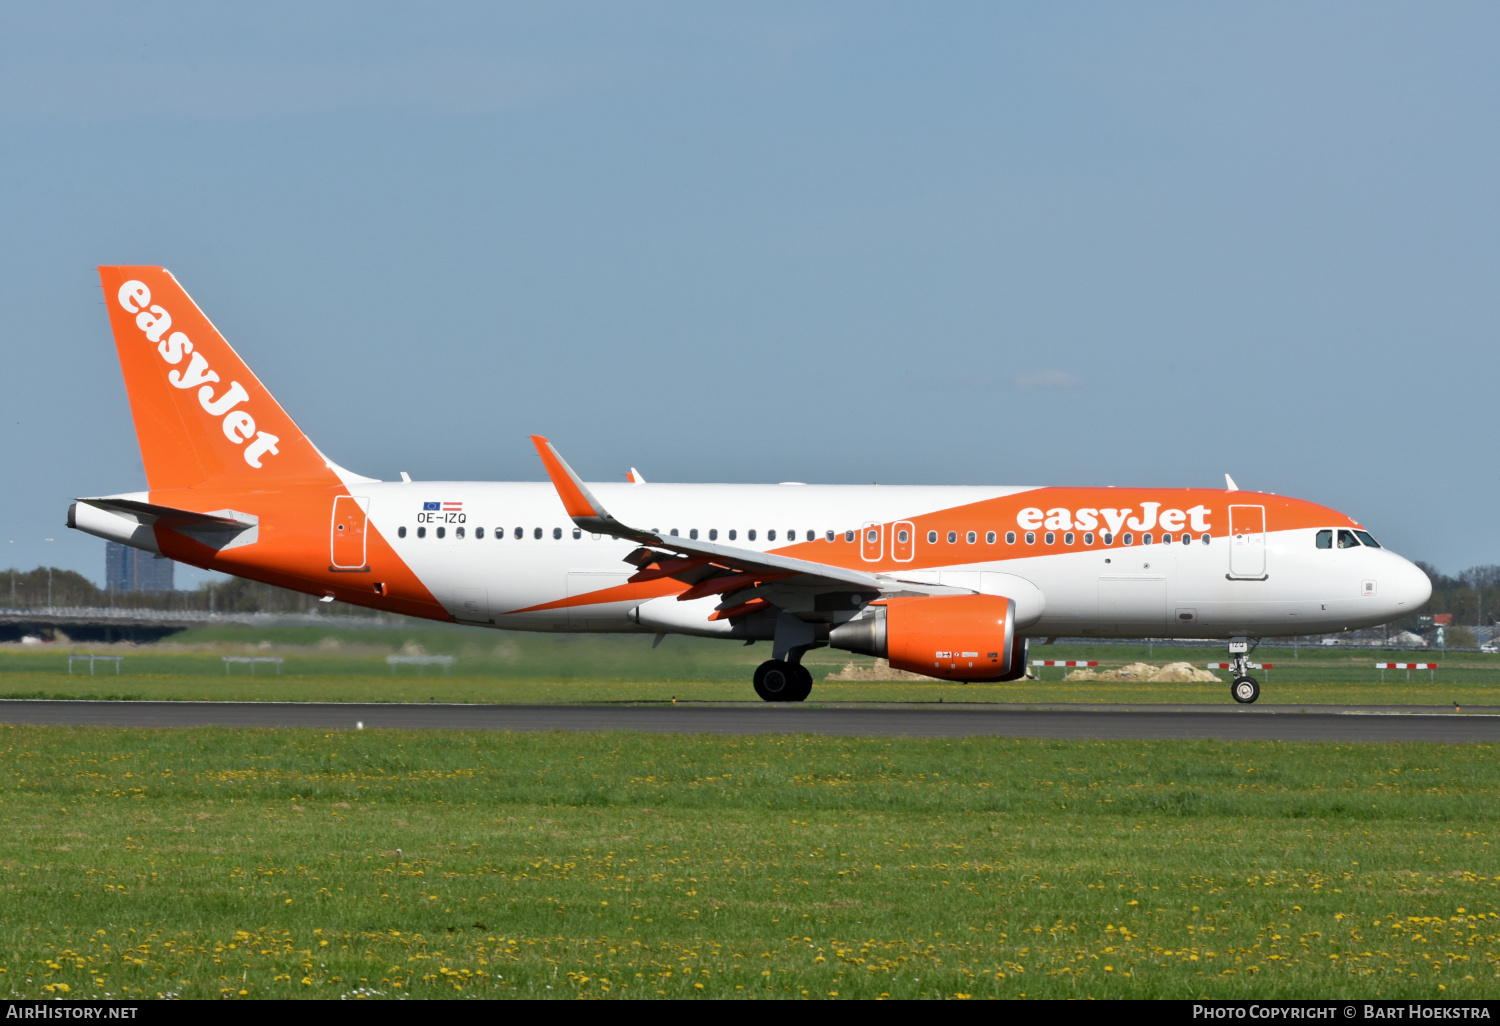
[68,267,1432,704]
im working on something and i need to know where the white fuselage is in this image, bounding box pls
[367,481,1430,639]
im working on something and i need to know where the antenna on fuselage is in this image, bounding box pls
[1224,473,1239,491]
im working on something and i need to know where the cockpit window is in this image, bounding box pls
[1354,530,1381,548]
[1337,529,1360,549]
[1316,530,1332,549]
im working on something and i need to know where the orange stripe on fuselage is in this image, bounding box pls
[503,576,686,616]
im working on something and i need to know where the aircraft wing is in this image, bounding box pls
[530,435,885,594]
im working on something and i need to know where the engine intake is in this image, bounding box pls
[829,594,1023,682]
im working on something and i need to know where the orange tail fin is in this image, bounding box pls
[99,266,330,491]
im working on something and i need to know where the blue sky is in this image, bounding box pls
[2,2,1497,587]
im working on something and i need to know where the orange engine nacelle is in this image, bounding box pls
[828,593,1018,682]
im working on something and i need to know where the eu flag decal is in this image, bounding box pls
[423,501,441,511]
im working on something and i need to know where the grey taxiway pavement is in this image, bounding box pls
[1,700,1497,742]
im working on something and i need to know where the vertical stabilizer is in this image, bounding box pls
[99,266,330,491]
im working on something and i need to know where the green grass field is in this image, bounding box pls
[2,629,1497,706]
[1,726,1497,999]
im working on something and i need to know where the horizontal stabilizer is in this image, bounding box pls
[68,494,259,553]
[76,496,254,529]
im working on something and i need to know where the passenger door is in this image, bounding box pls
[330,496,369,570]
[1228,504,1267,579]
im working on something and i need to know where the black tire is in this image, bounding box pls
[787,664,813,702]
[1231,675,1260,704]
[753,660,798,702]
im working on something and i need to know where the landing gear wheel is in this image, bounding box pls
[787,664,813,703]
[1231,676,1260,705]
[753,660,798,702]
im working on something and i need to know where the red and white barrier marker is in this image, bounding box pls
[1031,659,1097,679]
[1376,662,1437,682]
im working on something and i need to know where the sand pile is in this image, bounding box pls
[1066,661,1220,683]
[825,659,939,682]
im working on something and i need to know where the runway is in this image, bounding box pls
[1,699,1498,742]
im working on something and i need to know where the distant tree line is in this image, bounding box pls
[0,566,377,616]
[1409,563,1500,628]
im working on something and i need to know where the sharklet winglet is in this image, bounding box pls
[529,435,654,543]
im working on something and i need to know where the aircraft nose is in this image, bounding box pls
[1391,556,1432,612]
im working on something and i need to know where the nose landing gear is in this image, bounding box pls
[753,659,813,702]
[1232,676,1261,704]
[1227,637,1260,704]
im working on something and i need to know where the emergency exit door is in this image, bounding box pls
[331,496,369,569]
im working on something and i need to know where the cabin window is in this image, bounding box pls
[1338,529,1360,549]
[416,526,425,539]
[866,529,878,544]
[1122,532,1133,545]
[806,530,815,542]
[514,527,523,540]
[533,527,542,539]
[573,528,582,539]
[1025,532,1035,545]
[748,529,757,541]
[1181,533,1190,545]
[1201,533,1211,545]
[768,530,777,541]
[825,530,834,541]
[398,526,407,538]
[690,528,699,540]
[709,529,718,541]
[897,529,910,544]
[455,526,465,539]
[553,527,563,540]
[1355,531,1381,548]
[1161,532,1171,544]
[788,529,796,541]
[1063,532,1074,545]
[437,526,446,539]
[1006,531,1016,544]
[986,531,996,544]
[475,527,484,539]
[844,530,855,542]
[1102,532,1113,545]
[966,531,977,544]
[1044,532,1055,545]
[928,531,939,544]
[1083,532,1094,545]
[1142,533,1152,545]
[728,529,736,541]
[670,528,679,536]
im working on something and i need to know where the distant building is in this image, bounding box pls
[104,543,175,593]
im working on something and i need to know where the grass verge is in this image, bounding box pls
[1,726,1498,999]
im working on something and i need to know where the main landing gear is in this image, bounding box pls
[753,659,813,702]
[1228,637,1260,705]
